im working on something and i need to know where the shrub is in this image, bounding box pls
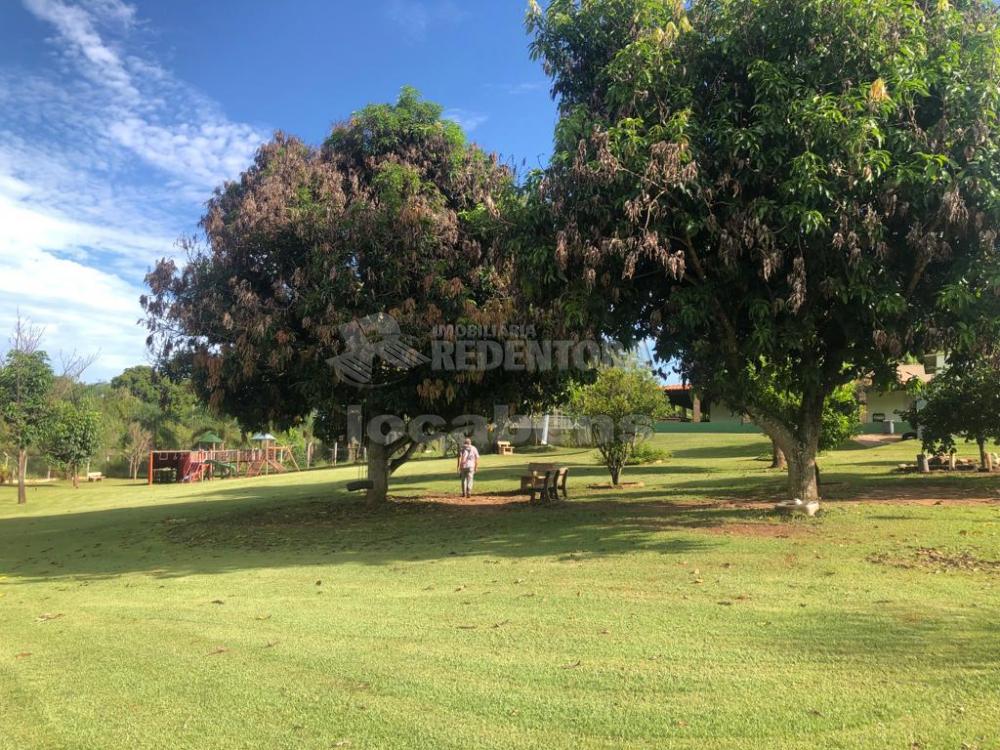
[625,442,670,466]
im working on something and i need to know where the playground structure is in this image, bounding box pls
[147,445,300,485]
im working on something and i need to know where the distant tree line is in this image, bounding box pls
[0,319,329,503]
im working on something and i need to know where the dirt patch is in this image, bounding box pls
[699,522,815,539]
[835,484,1000,506]
[396,493,532,508]
[587,482,645,490]
[868,547,1000,574]
[851,434,904,448]
[581,500,816,538]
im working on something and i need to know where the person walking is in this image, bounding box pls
[457,437,480,498]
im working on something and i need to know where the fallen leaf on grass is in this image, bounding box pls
[36,613,63,623]
[492,620,510,629]
[560,660,581,669]
[254,614,271,621]
[264,641,278,649]
[14,652,31,659]
[718,601,733,606]
[207,647,229,656]
[333,741,351,747]
[456,624,478,630]
[210,600,225,605]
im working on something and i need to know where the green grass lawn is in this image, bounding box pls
[2,433,999,749]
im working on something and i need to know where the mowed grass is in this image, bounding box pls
[1,433,999,750]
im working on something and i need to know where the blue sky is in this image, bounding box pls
[0,0,557,381]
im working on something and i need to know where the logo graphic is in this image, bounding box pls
[327,313,429,387]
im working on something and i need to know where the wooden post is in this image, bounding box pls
[332,442,338,466]
[147,451,154,485]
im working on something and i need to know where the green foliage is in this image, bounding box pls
[904,359,1000,468]
[567,365,669,483]
[625,441,671,465]
[0,350,54,451]
[820,384,863,451]
[143,88,572,501]
[45,402,102,485]
[529,0,1000,498]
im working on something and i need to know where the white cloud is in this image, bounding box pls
[20,0,266,189]
[488,81,548,97]
[23,0,140,102]
[383,0,465,41]
[0,193,153,378]
[0,0,269,380]
[443,108,488,132]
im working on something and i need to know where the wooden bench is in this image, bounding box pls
[86,472,104,482]
[496,441,514,456]
[527,468,569,503]
[520,463,557,492]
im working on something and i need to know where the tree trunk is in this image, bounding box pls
[753,393,823,505]
[365,441,390,505]
[610,466,621,485]
[17,449,27,505]
[978,438,988,471]
[72,467,79,489]
[785,443,820,503]
[770,439,787,470]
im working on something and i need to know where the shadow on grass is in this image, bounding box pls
[762,607,1000,671]
[0,482,762,583]
[668,439,770,460]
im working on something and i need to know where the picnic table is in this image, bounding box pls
[496,441,514,456]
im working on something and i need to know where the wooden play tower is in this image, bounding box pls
[147,433,300,485]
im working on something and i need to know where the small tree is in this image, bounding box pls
[568,365,668,485]
[0,350,54,504]
[905,362,1000,470]
[123,422,153,481]
[45,403,101,488]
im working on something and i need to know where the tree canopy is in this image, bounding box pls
[143,89,570,503]
[528,0,1000,503]
[905,358,1000,469]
